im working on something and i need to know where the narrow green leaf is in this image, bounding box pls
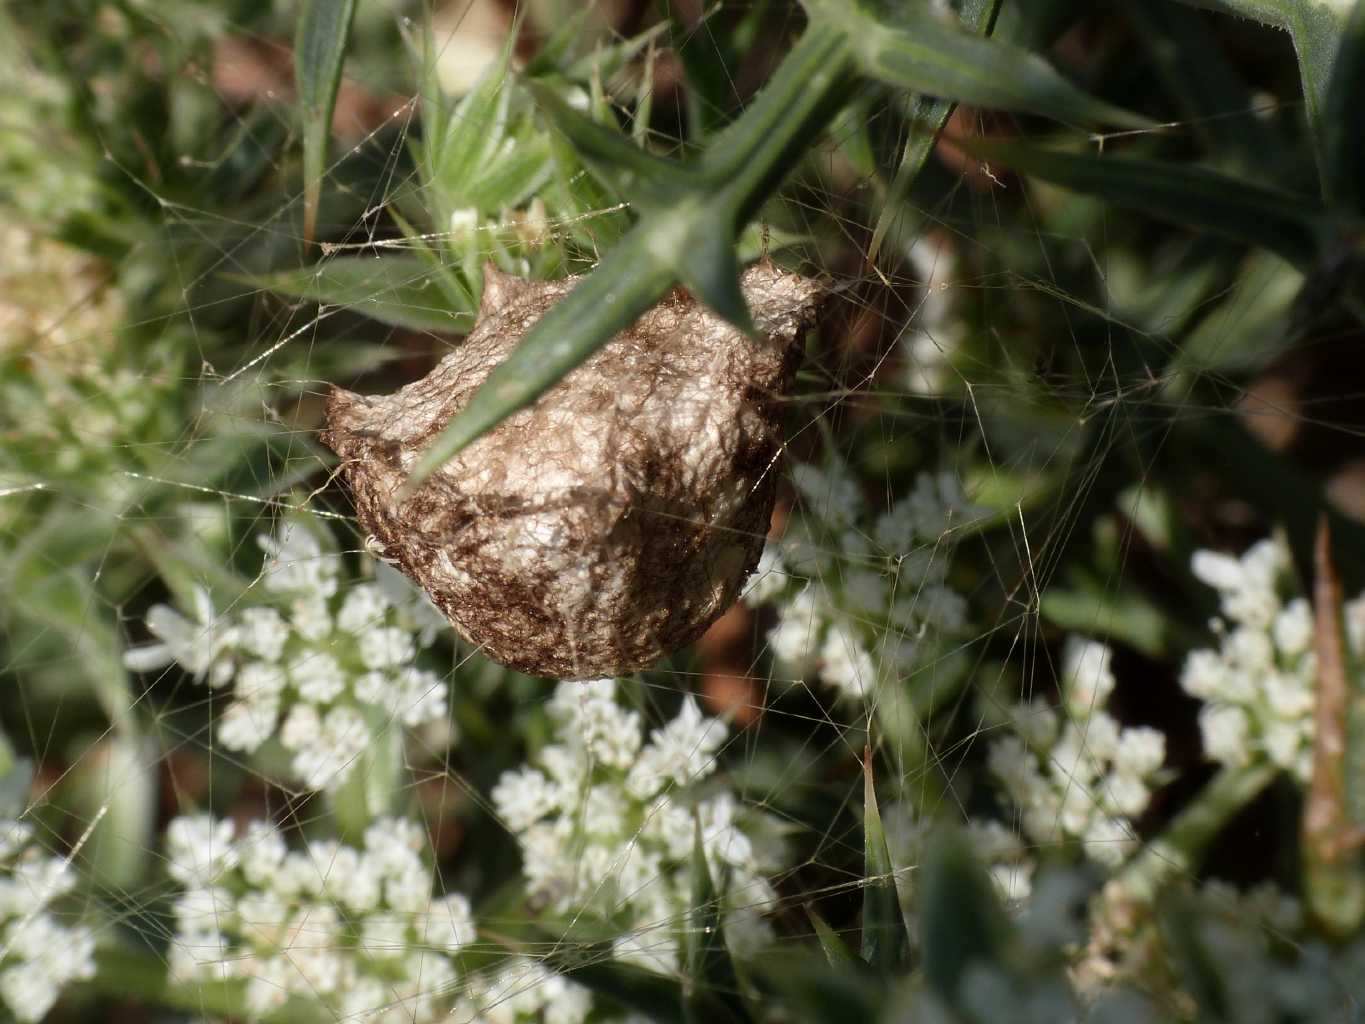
[389,209,478,314]
[1323,0,1365,210]
[868,0,1002,259]
[526,80,691,211]
[242,257,474,333]
[918,827,1011,1006]
[294,0,356,245]
[683,818,743,1024]
[806,905,860,969]
[860,753,907,973]
[808,0,1151,130]
[968,138,1327,268]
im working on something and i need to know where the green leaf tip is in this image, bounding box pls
[294,0,356,246]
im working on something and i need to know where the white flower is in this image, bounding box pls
[1082,815,1137,867]
[167,814,472,1020]
[1062,638,1116,718]
[217,698,279,753]
[259,522,340,598]
[741,545,788,606]
[289,705,369,791]
[765,586,825,669]
[122,585,236,683]
[290,595,333,642]
[359,626,417,670]
[0,825,97,1024]
[817,621,876,700]
[1199,704,1251,766]
[548,680,642,770]
[288,651,345,704]
[237,821,288,888]
[336,583,392,634]
[166,814,238,886]
[419,893,476,953]
[494,687,782,974]
[625,696,726,797]
[493,769,560,832]
[235,661,286,703]
[987,644,1165,869]
[1113,727,1165,778]
[1273,598,1313,657]
[238,607,290,662]
[1181,537,1322,783]
[1180,648,1228,700]
[394,666,450,727]
[1191,550,1246,592]
[791,460,861,526]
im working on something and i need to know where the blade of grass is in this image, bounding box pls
[868,0,1002,259]
[683,818,744,1024]
[240,257,475,334]
[860,750,907,973]
[294,0,356,246]
[1322,0,1365,211]
[806,0,1151,130]
[967,138,1328,268]
[806,904,859,970]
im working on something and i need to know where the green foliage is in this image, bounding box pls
[294,0,357,244]
[7,1,1365,1022]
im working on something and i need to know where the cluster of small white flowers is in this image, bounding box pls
[454,956,594,1024]
[492,680,782,975]
[1179,536,1365,783]
[988,639,1167,867]
[746,462,983,701]
[124,522,451,792]
[165,813,474,1022]
[0,821,97,1023]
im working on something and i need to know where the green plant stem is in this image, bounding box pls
[1117,761,1278,904]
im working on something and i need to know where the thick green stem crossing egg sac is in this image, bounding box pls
[322,263,822,679]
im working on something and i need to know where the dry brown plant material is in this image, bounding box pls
[322,262,822,679]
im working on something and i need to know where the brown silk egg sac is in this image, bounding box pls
[321,262,822,680]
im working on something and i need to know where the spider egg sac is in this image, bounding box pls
[321,262,822,679]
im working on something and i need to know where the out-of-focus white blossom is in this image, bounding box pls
[165,814,475,1023]
[748,464,984,701]
[900,235,964,395]
[492,680,785,975]
[0,822,97,1023]
[988,638,1166,867]
[455,956,593,1024]
[1178,536,1365,784]
[123,521,452,791]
